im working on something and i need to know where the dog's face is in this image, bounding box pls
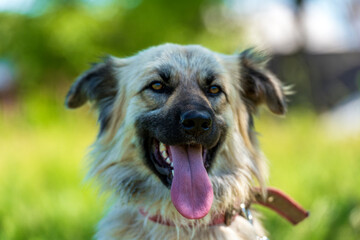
[66,44,286,222]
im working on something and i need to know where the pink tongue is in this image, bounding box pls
[170,145,213,219]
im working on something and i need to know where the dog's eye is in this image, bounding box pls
[208,85,221,95]
[151,82,164,92]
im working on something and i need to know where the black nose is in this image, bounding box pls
[180,110,212,136]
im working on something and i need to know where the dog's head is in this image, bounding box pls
[66,44,286,222]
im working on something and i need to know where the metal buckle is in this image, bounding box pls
[225,203,269,240]
[239,203,253,225]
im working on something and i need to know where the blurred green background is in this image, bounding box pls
[1,0,359,239]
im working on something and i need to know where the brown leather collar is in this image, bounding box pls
[253,187,309,225]
[140,187,309,227]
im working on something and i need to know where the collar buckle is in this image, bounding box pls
[225,203,253,226]
[239,203,253,225]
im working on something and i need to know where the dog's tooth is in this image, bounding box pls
[161,151,168,159]
[165,157,171,164]
[172,170,174,176]
[159,142,166,152]
[170,162,173,167]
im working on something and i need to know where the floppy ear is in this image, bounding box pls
[65,57,118,133]
[65,57,117,109]
[240,49,287,115]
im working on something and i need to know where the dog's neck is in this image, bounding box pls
[139,187,309,227]
[139,203,252,227]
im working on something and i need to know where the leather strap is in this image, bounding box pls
[253,187,309,225]
[139,208,175,226]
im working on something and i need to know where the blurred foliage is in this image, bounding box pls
[0,0,247,91]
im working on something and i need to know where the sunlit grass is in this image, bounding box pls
[256,108,360,240]
[0,94,105,240]
[1,95,359,239]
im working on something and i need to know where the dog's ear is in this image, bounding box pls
[65,57,119,134]
[65,57,117,109]
[239,49,287,115]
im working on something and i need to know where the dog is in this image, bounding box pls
[65,44,288,240]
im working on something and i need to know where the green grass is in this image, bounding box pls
[0,95,104,240]
[1,95,359,240]
[256,109,360,240]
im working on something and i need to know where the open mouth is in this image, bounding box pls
[148,138,216,219]
[151,139,209,183]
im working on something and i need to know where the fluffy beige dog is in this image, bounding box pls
[66,44,288,240]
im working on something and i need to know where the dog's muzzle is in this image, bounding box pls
[137,101,226,220]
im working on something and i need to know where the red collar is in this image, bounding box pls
[139,208,239,227]
[139,187,309,227]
